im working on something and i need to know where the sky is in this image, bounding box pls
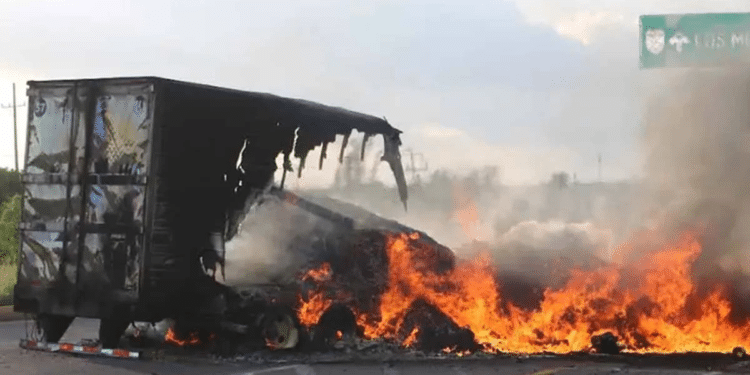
[1,0,749,186]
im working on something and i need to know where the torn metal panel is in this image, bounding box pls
[339,133,350,163]
[381,132,408,210]
[318,142,328,170]
[292,127,336,178]
[361,133,372,161]
[280,151,292,189]
[297,153,307,179]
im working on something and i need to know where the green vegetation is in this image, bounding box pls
[0,194,20,304]
[0,264,15,303]
[0,194,20,265]
[0,168,22,207]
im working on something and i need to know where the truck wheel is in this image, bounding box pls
[100,319,130,349]
[312,304,357,348]
[38,314,74,343]
[261,309,300,350]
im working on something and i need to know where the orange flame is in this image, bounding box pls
[350,230,750,354]
[403,327,420,347]
[303,262,332,283]
[298,291,332,327]
[297,263,334,327]
[164,327,201,347]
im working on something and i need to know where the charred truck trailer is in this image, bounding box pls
[13,77,418,351]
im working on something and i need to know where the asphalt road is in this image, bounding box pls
[0,318,748,374]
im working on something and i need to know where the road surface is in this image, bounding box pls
[0,318,747,374]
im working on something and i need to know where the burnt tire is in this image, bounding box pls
[38,314,74,343]
[311,304,357,350]
[260,306,302,350]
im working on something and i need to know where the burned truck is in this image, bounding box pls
[13,76,456,352]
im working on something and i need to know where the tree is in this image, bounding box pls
[0,168,21,206]
[0,194,21,265]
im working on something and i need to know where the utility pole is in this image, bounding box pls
[403,148,428,185]
[597,153,602,183]
[1,83,26,171]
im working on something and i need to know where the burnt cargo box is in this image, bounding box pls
[14,77,407,326]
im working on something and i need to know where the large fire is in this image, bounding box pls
[297,229,750,354]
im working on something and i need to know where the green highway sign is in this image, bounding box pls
[640,13,750,69]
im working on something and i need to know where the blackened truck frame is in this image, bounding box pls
[14,77,408,348]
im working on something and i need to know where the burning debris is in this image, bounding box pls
[291,226,750,356]
[590,332,622,355]
[397,299,478,353]
[138,184,750,359]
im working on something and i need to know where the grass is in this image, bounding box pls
[0,264,15,305]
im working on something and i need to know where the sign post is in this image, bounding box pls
[640,13,750,69]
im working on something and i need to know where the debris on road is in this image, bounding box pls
[591,332,621,355]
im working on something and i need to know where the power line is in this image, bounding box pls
[1,83,26,171]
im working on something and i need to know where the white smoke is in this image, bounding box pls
[223,196,330,285]
[496,220,612,260]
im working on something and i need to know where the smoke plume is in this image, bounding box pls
[224,196,333,285]
[640,67,750,280]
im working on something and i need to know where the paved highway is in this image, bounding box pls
[0,318,747,374]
